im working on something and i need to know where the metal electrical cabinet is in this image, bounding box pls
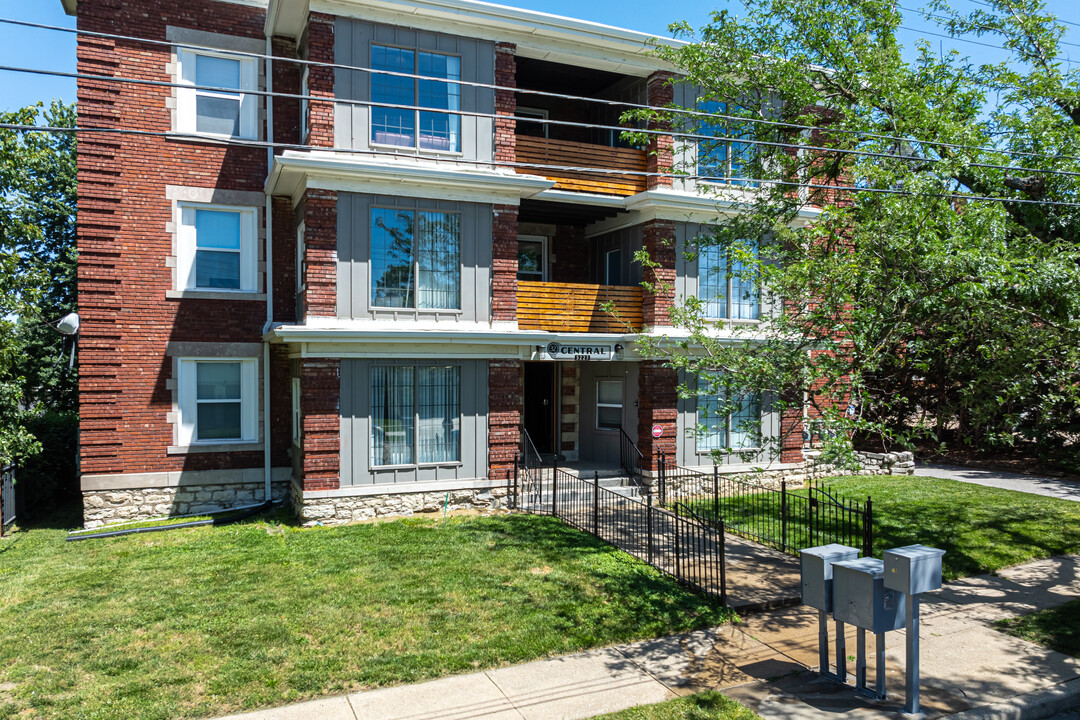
[883,544,945,595]
[832,557,907,634]
[801,544,861,612]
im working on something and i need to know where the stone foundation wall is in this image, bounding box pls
[82,480,290,529]
[292,484,512,526]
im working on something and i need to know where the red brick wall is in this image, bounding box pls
[495,43,517,167]
[273,36,301,150]
[301,189,338,317]
[488,360,522,471]
[492,204,519,322]
[299,360,341,491]
[305,13,336,148]
[272,196,298,321]
[75,0,291,477]
[646,71,674,189]
[637,361,678,471]
[642,219,676,327]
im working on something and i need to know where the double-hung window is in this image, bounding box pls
[371,45,461,152]
[370,208,461,310]
[177,358,258,445]
[177,205,258,293]
[697,375,761,451]
[596,380,624,430]
[371,365,460,466]
[697,101,755,186]
[698,242,759,320]
[177,49,258,139]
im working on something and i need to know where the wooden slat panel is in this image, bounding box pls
[517,280,643,333]
[514,136,648,196]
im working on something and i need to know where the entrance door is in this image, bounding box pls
[523,363,556,455]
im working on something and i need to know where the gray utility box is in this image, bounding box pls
[832,557,907,634]
[801,544,861,612]
[884,544,945,596]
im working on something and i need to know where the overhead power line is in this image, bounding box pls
[2,15,1078,167]
[3,121,1079,209]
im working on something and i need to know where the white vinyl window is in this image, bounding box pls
[300,65,310,143]
[177,358,258,445]
[177,204,258,292]
[291,376,301,444]
[371,45,461,152]
[177,49,258,139]
[596,380,623,430]
[296,221,306,293]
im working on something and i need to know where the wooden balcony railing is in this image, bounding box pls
[517,281,643,333]
[515,136,648,196]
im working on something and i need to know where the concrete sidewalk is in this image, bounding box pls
[915,463,1080,502]
[216,555,1080,720]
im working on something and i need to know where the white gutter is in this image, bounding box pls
[263,33,275,505]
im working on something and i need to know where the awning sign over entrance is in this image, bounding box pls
[542,342,614,361]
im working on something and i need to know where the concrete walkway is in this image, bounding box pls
[915,463,1080,502]
[215,554,1080,720]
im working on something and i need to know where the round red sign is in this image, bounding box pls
[651,424,663,438]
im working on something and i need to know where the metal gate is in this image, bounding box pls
[1,465,15,535]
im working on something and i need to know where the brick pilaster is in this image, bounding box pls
[488,360,522,471]
[781,408,805,464]
[272,36,300,149]
[560,364,579,458]
[646,71,675,189]
[492,204,519,322]
[637,361,678,471]
[495,43,517,168]
[301,189,338,318]
[642,219,676,327]
[305,12,336,148]
[299,359,340,491]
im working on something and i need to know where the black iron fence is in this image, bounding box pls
[1,465,15,536]
[515,459,727,604]
[618,427,643,480]
[657,453,872,557]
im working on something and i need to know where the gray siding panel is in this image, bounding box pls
[336,193,493,322]
[339,359,489,486]
[335,18,495,162]
[591,226,644,285]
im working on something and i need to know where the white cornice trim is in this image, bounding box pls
[265,321,637,346]
[267,0,682,74]
[266,151,554,205]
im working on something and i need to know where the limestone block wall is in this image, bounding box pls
[82,480,290,529]
[292,484,511,526]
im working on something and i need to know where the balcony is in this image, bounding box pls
[517,281,643,333]
[515,136,647,197]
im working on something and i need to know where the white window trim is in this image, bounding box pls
[300,65,310,144]
[291,376,302,445]
[177,202,259,293]
[176,48,258,140]
[515,107,549,138]
[296,221,307,293]
[595,379,623,432]
[517,234,548,282]
[604,247,622,285]
[177,358,259,446]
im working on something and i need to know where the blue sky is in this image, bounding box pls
[1,0,1078,112]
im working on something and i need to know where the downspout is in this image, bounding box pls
[263,33,275,504]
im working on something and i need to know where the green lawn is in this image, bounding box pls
[0,511,733,720]
[996,599,1080,658]
[682,475,1080,580]
[594,691,762,720]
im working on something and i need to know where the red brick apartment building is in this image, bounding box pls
[61,0,828,529]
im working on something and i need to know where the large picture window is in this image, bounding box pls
[698,243,759,320]
[371,45,461,152]
[371,365,461,466]
[697,101,755,186]
[371,208,461,310]
[697,375,761,451]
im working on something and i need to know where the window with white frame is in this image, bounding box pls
[371,45,461,152]
[697,100,756,186]
[698,242,759,320]
[300,65,310,143]
[370,365,460,467]
[177,49,258,139]
[291,376,301,444]
[697,374,761,451]
[177,358,258,445]
[605,248,622,285]
[516,236,547,281]
[177,204,258,292]
[596,380,623,430]
[296,221,306,293]
[370,208,460,309]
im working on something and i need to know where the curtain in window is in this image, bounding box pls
[696,375,726,451]
[731,243,759,320]
[371,366,414,465]
[417,212,460,309]
[418,52,461,152]
[418,366,460,462]
[371,46,416,147]
[698,244,727,319]
[696,375,761,451]
[371,208,415,308]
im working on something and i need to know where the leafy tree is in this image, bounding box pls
[0,101,77,465]
[631,0,1080,468]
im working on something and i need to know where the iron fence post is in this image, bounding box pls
[674,510,681,580]
[864,497,873,557]
[593,471,599,535]
[781,479,788,554]
[513,453,519,510]
[713,464,720,526]
[809,483,815,547]
[719,519,727,606]
[646,490,654,565]
[659,451,666,507]
[551,459,558,517]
